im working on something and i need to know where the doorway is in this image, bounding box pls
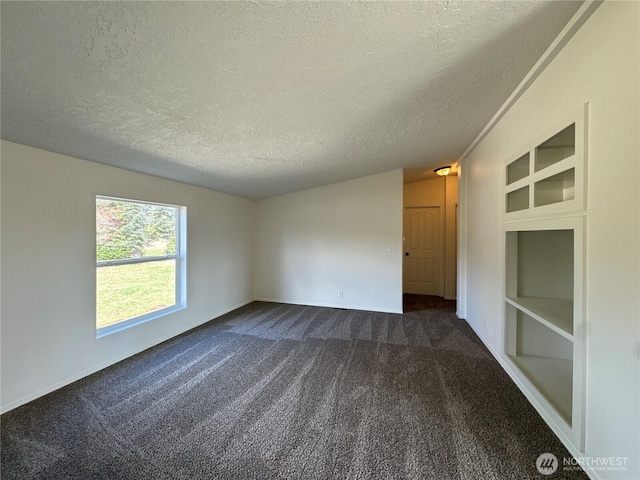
[403,206,442,296]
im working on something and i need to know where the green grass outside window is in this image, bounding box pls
[97,260,176,328]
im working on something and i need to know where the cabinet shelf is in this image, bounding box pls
[504,210,585,449]
[509,354,573,424]
[506,186,529,213]
[535,123,576,172]
[535,168,575,207]
[505,296,573,339]
[503,106,586,450]
[504,106,586,219]
[507,153,530,185]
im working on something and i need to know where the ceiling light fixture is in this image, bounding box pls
[434,166,452,176]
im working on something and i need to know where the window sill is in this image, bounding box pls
[96,304,185,338]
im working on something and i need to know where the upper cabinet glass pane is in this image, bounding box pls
[507,153,530,185]
[535,124,575,172]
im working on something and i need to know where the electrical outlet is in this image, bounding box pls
[234,290,238,299]
[483,318,488,329]
[338,290,344,298]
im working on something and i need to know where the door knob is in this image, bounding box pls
[405,252,409,256]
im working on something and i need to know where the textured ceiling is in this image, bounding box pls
[1,1,582,199]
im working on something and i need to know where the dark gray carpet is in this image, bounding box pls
[1,297,587,479]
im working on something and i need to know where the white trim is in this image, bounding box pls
[97,303,186,338]
[456,160,467,319]
[97,255,176,267]
[95,194,182,209]
[459,1,602,162]
[254,297,403,315]
[176,205,187,315]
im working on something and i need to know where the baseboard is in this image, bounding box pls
[463,318,602,480]
[0,300,253,414]
[255,297,403,315]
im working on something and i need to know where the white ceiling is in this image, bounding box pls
[1,1,582,199]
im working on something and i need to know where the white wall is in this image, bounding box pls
[255,170,403,313]
[459,2,639,479]
[0,141,256,412]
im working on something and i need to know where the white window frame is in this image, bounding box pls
[95,195,187,338]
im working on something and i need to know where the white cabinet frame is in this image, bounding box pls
[502,104,588,452]
[504,103,588,221]
[504,217,586,450]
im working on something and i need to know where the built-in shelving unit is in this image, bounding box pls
[503,104,587,451]
[504,106,586,221]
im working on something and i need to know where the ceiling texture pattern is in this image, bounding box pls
[1,1,582,199]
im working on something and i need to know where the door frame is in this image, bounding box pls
[402,205,445,297]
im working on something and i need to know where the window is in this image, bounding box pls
[95,196,186,337]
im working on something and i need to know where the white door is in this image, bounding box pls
[403,207,442,295]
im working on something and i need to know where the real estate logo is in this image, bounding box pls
[536,453,558,475]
